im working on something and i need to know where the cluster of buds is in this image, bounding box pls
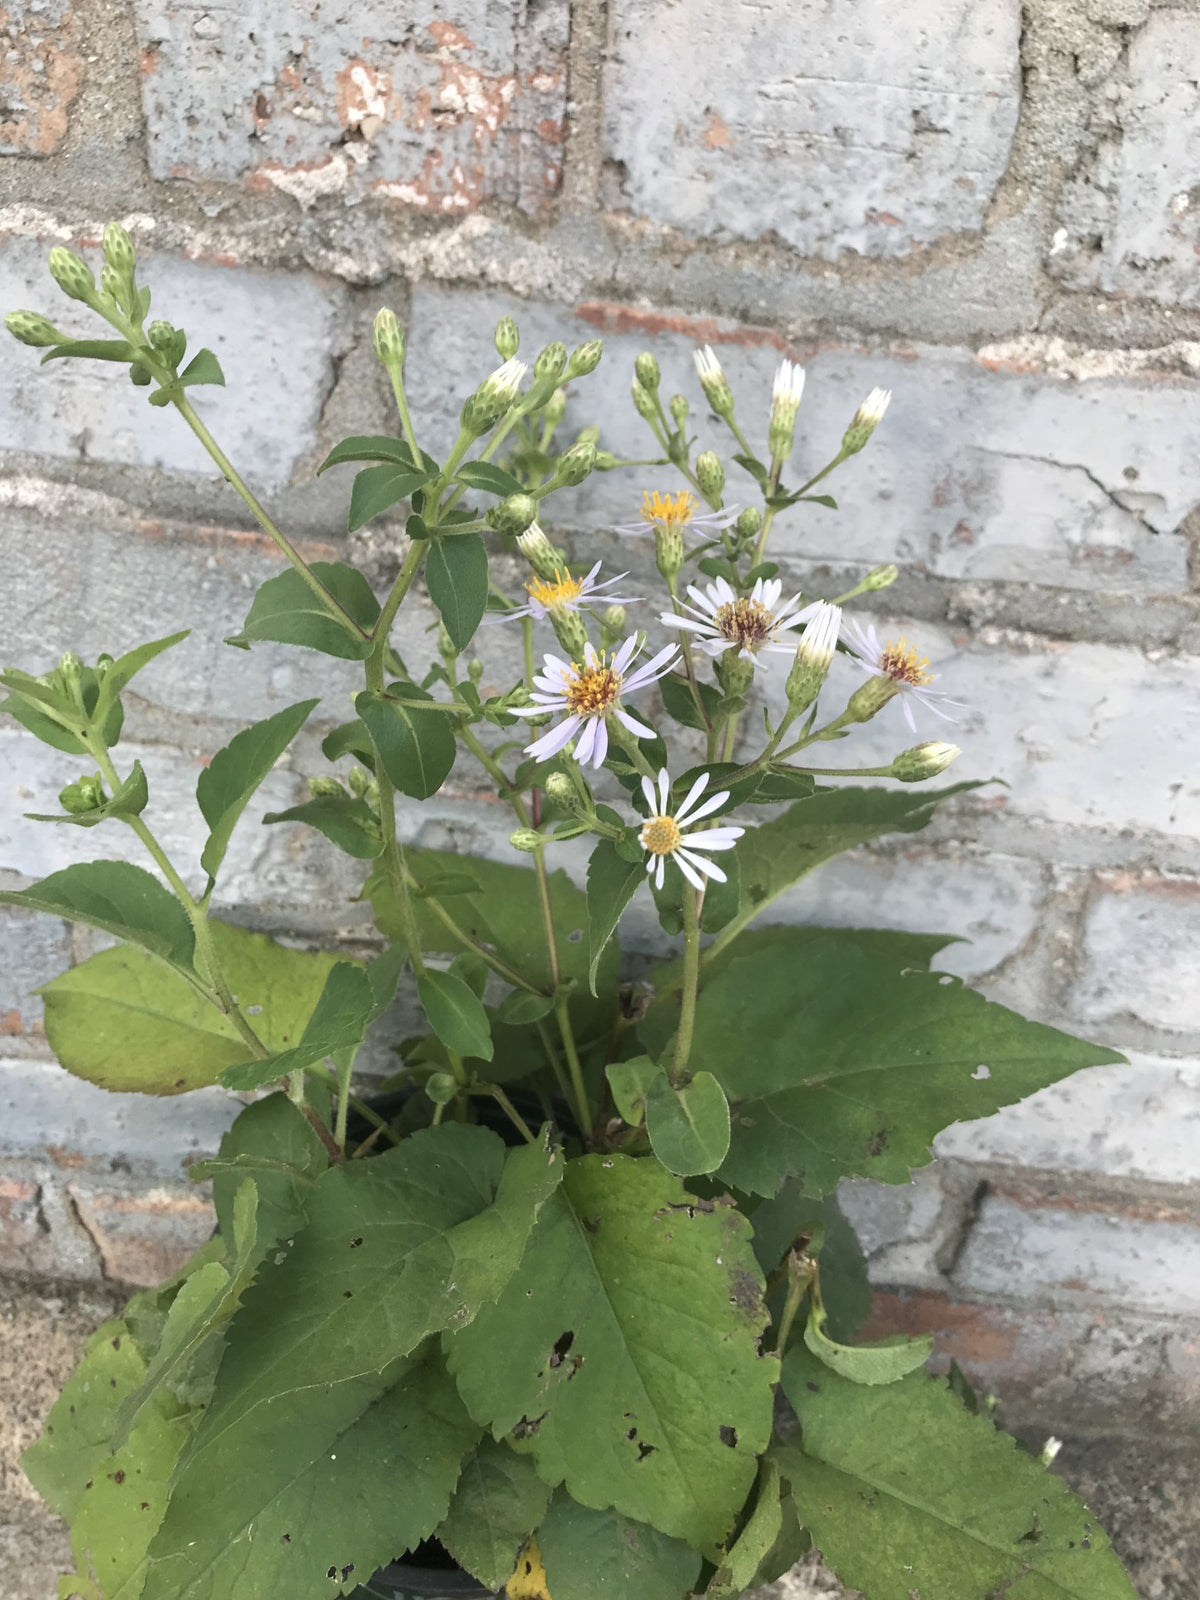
[58,772,107,815]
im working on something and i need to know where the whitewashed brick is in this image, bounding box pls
[605,0,1021,259]
[133,0,568,213]
[1069,875,1200,1033]
[1,238,343,491]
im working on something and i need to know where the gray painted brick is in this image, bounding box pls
[1068,874,1200,1033]
[1052,11,1200,307]
[953,1192,1200,1315]
[604,0,1022,259]
[0,907,69,1035]
[936,1052,1200,1184]
[1,237,343,492]
[132,0,568,214]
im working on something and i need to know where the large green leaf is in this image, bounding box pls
[418,968,494,1062]
[263,792,383,858]
[22,1318,196,1600]
[147,1128,562,1596]
[436,1439,553,1589]
[317,434,420,474]
[712,783,983,952]
[2,860,195,974]
[537,1491,702,1600]
[196,699,318,878]
[357,685,457,800]
[144,1345,481,1600]
[675,935,1125,1197]
[585,841,643,995]
[426,532,489,651]
[219,960,374,1091]
[205,1091,330,1253]
[347,463,436,532]
[444,1154,776,1555]
[227,561,379,660]
[778,1345,1136,1600]
[38,922,341,1094]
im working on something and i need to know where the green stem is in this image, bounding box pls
[671,885,703,1083]
[172,397,363,631]
[554,995,592,1138]
[384,360,420,458]
[472,1084,537,1145]
[308,1063,402,1148]
[608,716,657,780]
[532,849,562,990]
[535,1020,576,1112]
[751,505,778,568]
[667,574,711,730]
[772,1251,815,1355]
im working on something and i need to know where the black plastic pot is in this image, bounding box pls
[350,1541,498,1599]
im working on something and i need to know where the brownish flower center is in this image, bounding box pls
[640,816,682,856]
[879,638,933,687]
[713,597,773,648]
[564,663,621,716]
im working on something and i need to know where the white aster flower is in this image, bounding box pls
[487,562,640,625]
[660,576,820,668]
[613,488,738,542]
[841,618,964,732]
[517,636,679,769]
[772,359,806,425]
[855,386,891,429]
[638,769,744,892]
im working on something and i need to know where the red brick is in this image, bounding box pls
[67,1183,215,1287]
[0,1,84,157]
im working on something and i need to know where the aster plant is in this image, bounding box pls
[4,232,1135,1600]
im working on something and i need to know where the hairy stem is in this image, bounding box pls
[672,884,703,1083]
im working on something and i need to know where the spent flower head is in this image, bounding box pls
[842,618,963,731]
[662,577,820,669]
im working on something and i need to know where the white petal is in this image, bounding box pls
[591,718,609,768]
[673,851,706,892]
[655,855,666,891]
[681,850,728,884]
[901,695,917,733]
[614,707,655,737]
[680,826,743,849]
[678,790,729,826]
[612,635,639,672]
[657,768,671,810]
[640,773,659,814]
[674,770,711,823]
[525,716,581,760]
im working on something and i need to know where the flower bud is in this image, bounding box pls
[99,263,126,306]
[307,775,347,799]
[846,674,901,723]
[5,310,62,347]
[129,362,152,387]
[842,386,891,454]
[631,379,658,422]
[890,741,961,782]
[57,652,84,700]
[424,1071,459,1107]
[768,358,806,464]
[59,773,106,815]
[594,449,618,471]
[785,602,841,713]
[147,320,176,351]
[735,506,762,542]
[437,623,458,663]
[551,607,590,661]
[695,450,725,503]
[509,828,546,853]
[48,247,96,304]
[494,315,520,360]
[668,393,689,428]
[716,651,755,699]
[634,352,660,392]
[373,307,405,366]
[103,222,136,278]
[543,771,576,807]
[693,345,734,418]
[516,521,567,580]
[488,492,540,538]
[535,342,567,383]
[566,338,603,377]
[862,563,899,592]
[653,523,684,583]
[464,356,527,434]
[600,603,626,650]
[347,767,372,798]
[555,440,596,486]
[543,386,567,428]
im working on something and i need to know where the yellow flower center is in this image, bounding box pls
[641,489,697,528]
[879,638,933,687]
[564,660,621,717]
[713,597,773,648]
[527,567,584,610]
[641,815,682,856]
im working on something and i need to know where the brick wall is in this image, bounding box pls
[2,2,1199,1594]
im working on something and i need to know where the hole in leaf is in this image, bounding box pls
[349,1236,364,1248]
[327,1567,338,1580]
[512,1412,546,1440]
[281,1534,292,1544]
[567,928,583,943]
[719,1425,737,1448]
[549,1330,576,1368]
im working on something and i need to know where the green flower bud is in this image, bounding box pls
[594,449,618,471]
[509,828,546,853]
[716,651,755,699]
[307,775,347,798]
[467,658,484,683]
[102,222,136,278]
[555,440,596,486]
[566,339,603,377]
[99,263,126,306]
[891,741,961,782]
[464,356,527,435]
[785,602,840,713]
[693,345,734,418]
[634,352,660,392]
[534,341,567,382]
[48,247,96,304]
[543,386,567,427]
[863,563,900,592]
[494,315,520,360]
[654,522,685,582]
[57,652,84,697]
[735,506,762,542]
[129,362,153,387]
[768,358,806,465]
[347,767,372,798]
[5,310,63,347]
[437,623,459,663]
[600,603,626,650]
[515,521,566,580]
[487,492,539,538]
[845,674,902,723]
[59,773,106,814]
[373,307,405,366]
[668,393,689,428]
[424,1071,459,1107]
[550,607,590,661]
[148,320,176,351]
[543,771,576,807]
[631,379,658,423]
[573,424,600,447]
[842,387,891,454]
[695,450,725,503]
